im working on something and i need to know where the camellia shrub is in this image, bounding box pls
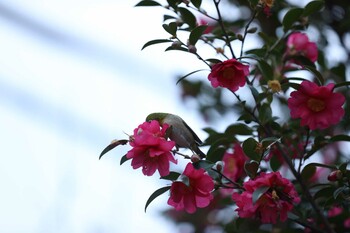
[101,0,350,232]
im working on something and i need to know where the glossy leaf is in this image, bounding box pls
[99,139,129,159]
[191,0,202,9]
[162,22,178,36]
[252,186,269,204]
[257,59,274,80]
[225,123,253,136]
[145,186,171,212]
[120,154,129,165]
[176,69,207,84]
[302,0,324,16]
[141,39,173,50]
[178,7,197,29]
[301,163,317,181]
[135,0,162,7]
[245,160,260,179]
[303,65,324,85]
[269,153,282,171]
[333,186,347,200]
[160,171,181,181]
[243,138,260,161]
[193,160,215,171]
[282,8,303,31]
[189,25,208,45]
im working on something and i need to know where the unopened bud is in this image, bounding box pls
[328,170,342,182]
[213,161,224,172]
[188,45,197,53]
[191,154,200,163]
[237,34,244,41]
[171,41,182,49]
[247,27,258,34]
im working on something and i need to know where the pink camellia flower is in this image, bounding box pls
[222,143,248,182]
[208,59,249,92]
[126,120,176,177]
[286,32,318,62]
[288,80,345,130]
[328,206,343,217]
[168,162,214,213]
[232,172,300,224]
[344,217,350,228]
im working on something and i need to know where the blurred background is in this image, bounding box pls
[0,0,209,232]
[1,0,350,232]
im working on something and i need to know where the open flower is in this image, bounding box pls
[288,80,345,130]
[208,59,249,92]
[286,32,318,63]
[222,143,248,182]
[126,120,176,176]
[168,162,214,213]
[232,172,300,224]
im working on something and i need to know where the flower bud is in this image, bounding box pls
[188,45,197,53]
[213,161,224,172]
[237,34,244,41]
[171,41,182,49]
[191,154,200,163]
[328,170,342,182]
[247,27,258,34]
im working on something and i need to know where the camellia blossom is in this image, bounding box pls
[222,143,248,182]
[208,59,249,92]
[168,162,214,213]
[232,172,300,224]
[286,32,318,62]
[288,80,345,130]
[126,120,176,177]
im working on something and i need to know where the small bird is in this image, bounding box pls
[146,112,206,158]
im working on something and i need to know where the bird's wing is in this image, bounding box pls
[182,119,203,145]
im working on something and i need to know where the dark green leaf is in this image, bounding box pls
[160,171,181,181]
[145,186,171,212]
[270,153,282,171]
[305,162,337,170]
[189,25,208,45]
[303,65,324,85]
[193,160,215,170]
[163,14,177,22]
[164,45,188,52]
[249,85,259,103]
[225,123,253,136]
[206,146,227,163]
[334,81,350,89]
[176,69,207,84]
[302,0,324,16]
[301,163,317,181]
[99,139,129,159]
[282,8,304,31]
[206,58,222,64]
[339,162,349,172]
[329,134,350,143]
[258,103,272,124]
[313,186,334,200]
[191,0,202,9]
[162,22,178,36]
[252,186,269,204]
[135,0,162,7]
[178,7,197,29]
[245,160,260,179]
[257,59,274,81]
[120,154,129,165]
[243,138,260,161]
[333,186,347,200]
[141,39,173,50]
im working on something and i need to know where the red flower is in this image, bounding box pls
[232,172,300,224]
[288,81,345,130]
[222,143,248,182]
[208,59,249,92]
[286,32,318,62]
[167,163,214,213]
[126,120,176,176]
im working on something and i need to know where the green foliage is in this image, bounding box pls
[145,186,171,212]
